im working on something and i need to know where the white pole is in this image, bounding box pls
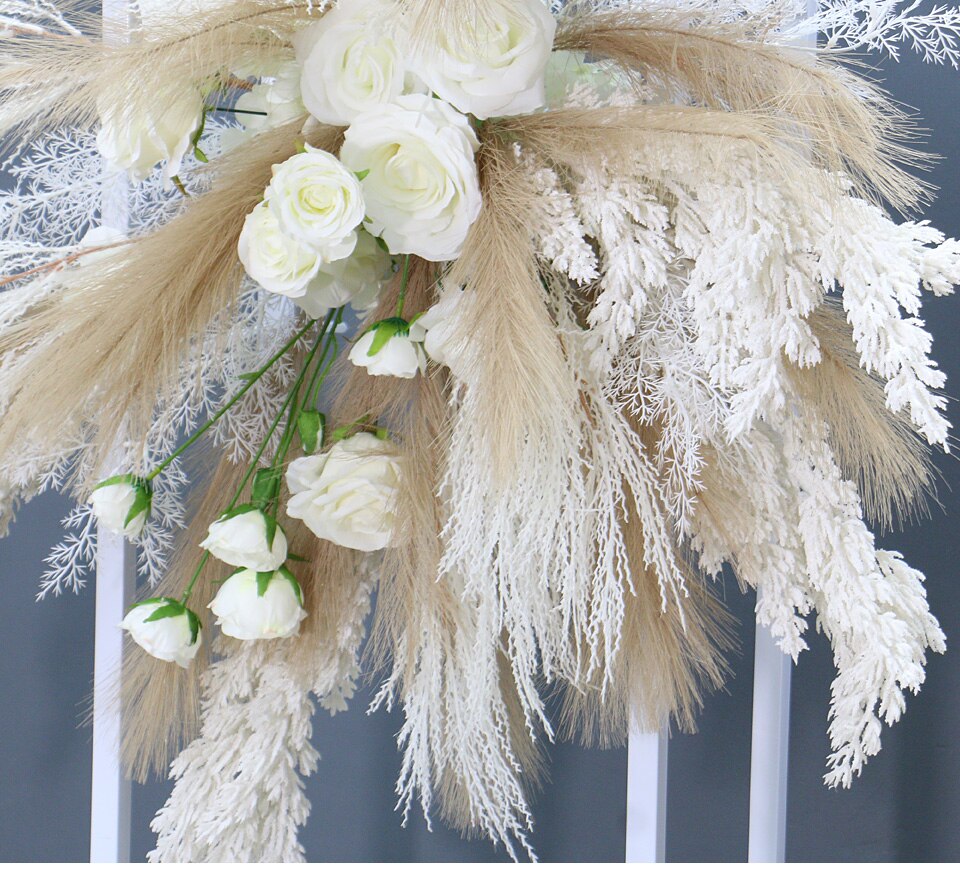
[625,727,668,862]
[747,624,792,862]
[90,1,135,863]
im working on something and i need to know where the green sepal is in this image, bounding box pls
[237,371,260,382]
[252,466,282,507]
[190,108,209,164]
[298,410,324,454]
[294,137,307,154]
[143,600,186,623]
[330,424,351,443]
[375,427,389,440]
[256,570,274,597]
[94,473,151,492]
[263,513,281,551]
[186,609,202,646]
[214,503,259,523]
[124,484,153,530]
[355,168,370,181]
[364,317,409,357]
[277,566,304,606]
[286,552,309,563]
[375,236,390,254]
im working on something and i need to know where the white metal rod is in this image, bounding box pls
[90,2,135,863]
[625,728,668,862]
[747,623,792,862]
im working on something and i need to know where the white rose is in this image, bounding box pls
[410,0,556,120]
[97,89,204,182]
[348,321,426,378]
[209,567,307,640]
[238,202,324,297]
[294,0,410,126]
[408,285,472,379]
[76,226,127,266]
[299,230,392,317]
[200,507,287,571]
[340,95,481,261]
[285,432,402,552]
[120,599,201,668]
[90,476,151,538]
[264,145,365,259]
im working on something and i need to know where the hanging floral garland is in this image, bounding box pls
[2,0,960,861]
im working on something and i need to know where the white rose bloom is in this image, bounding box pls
[209,567,307,641]
[408,285,472,379]
[90,477,151,538]
[299,230,392,318]
[120,600,201,668]
[264,145,365,259]
[340,95,481,261]
[410,0,556,120]
[294,0,409,126]
[285,432,402,552]
[200,507,287,571]
[238,202,324,297]
[97,89,204,182]
[348,325,426,378]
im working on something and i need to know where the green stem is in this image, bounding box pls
[178,319,331,606]
[395,254,411,319]
[303,308,344,413]
[148,319,317,482]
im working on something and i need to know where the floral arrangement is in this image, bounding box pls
[2,0,960,861]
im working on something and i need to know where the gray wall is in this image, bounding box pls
[2,49,959,864]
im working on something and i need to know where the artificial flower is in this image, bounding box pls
[120,598,201,668]
[410,0,556,119]
[264,145,365,259]
[96,89,204,183]
[209,567,307,640]
[348,318,426,378]
[294,0,409,126]
[409,285,471,378]
[340,94,481,261]
[90,475,152,538]
[285,432,402,552]
[200,506,287,572]
[299,229,392,317]
[237,201,324,296]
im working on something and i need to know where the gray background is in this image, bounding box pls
[2,49,959,863]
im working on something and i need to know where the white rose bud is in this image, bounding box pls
[286,432,402,552]
[120,598,201,668]
[209,567,307,640]
[97,89,204,182]
[90,475,152,538]
[348,318,426,378]
[408,285,472,379]
[264,145,365,260]
[294,0,409,126]
[200,507,287,571]
[299,230,392,318]
[340,94,481,262]
[410,0,556,120]
[238,201,324,297]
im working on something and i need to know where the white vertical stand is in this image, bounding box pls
[625,728,668,862]
[90,1,135,863]
[747,625,792,862]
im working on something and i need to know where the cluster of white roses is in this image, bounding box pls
[99,430,402,668]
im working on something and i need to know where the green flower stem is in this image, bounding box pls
[303,308,344,414]
[177,318,333,606]
[147,319,317,483]
[394,254,411,319]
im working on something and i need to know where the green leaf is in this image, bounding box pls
[297,410,324,454]
[124,484,152,530]
[186,609,202,646]
[144,602,187,623]
[252,466,282,507]
[237,371,260,382]
[355,168,370,181]
[256,571,274,597]
[193,145,209,163]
